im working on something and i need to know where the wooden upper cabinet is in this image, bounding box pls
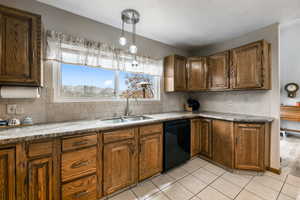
[235,123,265,171]
[208,51,230,90]
[164,55,187,92]
[230,40,271,90]
[190,119,201,157]
[0,5,42,86]
[199,119,212,159]
[212,120,234,168]
[0,148,15,200]
[187,57,208,91]
[103,129,138,195]
[139,124,163,181]
[28,157,53,200]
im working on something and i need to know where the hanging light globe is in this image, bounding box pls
[119,36,127,46]
[129,44,138,54]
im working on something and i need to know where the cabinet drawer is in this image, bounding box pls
[61,147,97,182]
[140,124,163,136]
[62,175,97,200]
[103,128,135,144]
[28,141,52,158]
[62,134,97,152]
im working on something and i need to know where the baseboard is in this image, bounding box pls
[266,167,281,175]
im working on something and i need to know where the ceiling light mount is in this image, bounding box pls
[121,9,140,25]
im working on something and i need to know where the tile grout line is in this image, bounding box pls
[232,175,257,200]
[275,174,288,200]
[189,170,228,200]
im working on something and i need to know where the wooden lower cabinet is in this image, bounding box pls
[28,157,53,200]
[61,147,97,182]
[190,119,201,157]
[0,148,15,200]
[103,128,138,195]
[62,175,97,200]
[234,123,265,171]
[212,120,234,168]
[199,119,212,158]
[139,124,163,181]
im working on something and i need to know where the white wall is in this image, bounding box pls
[190,24,281,169]
[280,19,300,131]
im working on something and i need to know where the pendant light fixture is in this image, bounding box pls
[119,9,140,55]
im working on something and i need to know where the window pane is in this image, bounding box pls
[119,72,156,99]
[61,64,115,98]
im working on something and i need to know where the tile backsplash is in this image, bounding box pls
[0,62,187,124]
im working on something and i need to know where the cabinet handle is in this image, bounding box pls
[71,160,88,169]
[72,139,88,147]
[129,143,136,154]
[73,190,88,198]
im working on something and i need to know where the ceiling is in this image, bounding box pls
[38,0,300,50]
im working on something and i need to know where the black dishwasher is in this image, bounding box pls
[163,119,190,172]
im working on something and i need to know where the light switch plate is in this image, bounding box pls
[7,104,17,114]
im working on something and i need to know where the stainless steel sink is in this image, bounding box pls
[101,116,152,124]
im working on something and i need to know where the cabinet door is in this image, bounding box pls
[235,123,265,171]
[28,157,53,200]
[190,119,201,157]
[187,57,208,91]
[139,133,163,181]
[0,149,15,200]
[212,120,234,168]
[174,55,187,91]
[230,41,264,89]
[103,139,137,195]
[0,6,41,86]
[208,51,230,90]
[199,119,212,158]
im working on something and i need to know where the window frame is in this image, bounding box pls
[52,62,161,103]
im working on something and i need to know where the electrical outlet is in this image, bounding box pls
[7,104,17,114]
[16,106,24,115]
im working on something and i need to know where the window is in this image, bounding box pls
[54,63,160,102]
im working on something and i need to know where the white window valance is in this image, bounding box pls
[45,30,162,76]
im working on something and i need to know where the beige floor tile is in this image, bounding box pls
[197,186,231,200]
[203,163,226,176]
[221,172,252,187]
[252,175,284,191]
[192,168,218,184]
[281,183,300,199]
[245,180,279,200]
[166,167,189,180]
[151,174,175,190]
[178,174,207,194]
[146,192,169,200]
[162,182,194,200]
[191,196,201,200]
[181,158,208,173]
[109,190,138,200]
[235,190,263,200]
[131,181,160,200]
[264,167,290,182]
[277,193,294,200]
[211,178,242,199]
[286,174,300,187]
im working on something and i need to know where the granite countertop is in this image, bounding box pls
[0,111,273,145]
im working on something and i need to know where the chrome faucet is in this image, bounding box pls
[124,97,131,116]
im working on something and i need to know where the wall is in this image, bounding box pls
[0,0,188,123]
[190,24,281,169]
[280,19,300,131]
